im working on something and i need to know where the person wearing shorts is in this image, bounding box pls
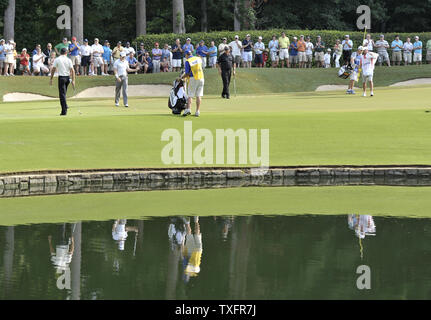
[297,35,306,68]
[268,35,279,68]
[403,38,413,66]
[69,37,81,75]
[314,36,325,67]
[242,34,253,68]
[347,46,363,94]
[80,39,92,75]
[413,36,423,65]
[305,37,314,68]
[4,40,15,76]
[229,35,242,68]
[208,41,218,68]
[361,48,377,97]
[182,51,204,117]
[171,39,183,72]
[391,35,403,66]
[91,38,104,75]
[278,32,290,68]
[254,36,265,67]
[375,35,391,66]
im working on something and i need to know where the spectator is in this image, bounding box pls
[0,39,5,75]
[228,35,242,68]
[80,38,92,76]
[32,44,41,57]
[218,37,228,56]
[403,37,413,66]
[196,40,209,69]
[324,48,331,68]
[375,35,391,67]
[413,36,423,65]
[136,43,146,72]
[297,35,306,68]
[91,38,104,76]
[19,48,31,75]
[391,35,403,66]
[171,39,182,72]
[254,36,265,68]
[112,41,124,61]
[126,52,139,74]
[123,42,135,56]
[363,34,374,52]
[12,42,17,74]
[152,42,162,73]
[182,38,194,65]
[207,41,218,68]
[289,36,298,68]
[43,43,53,67]
[333,39,342,68]
[305,36,314,68]
[314,36,325,68]
[262,50,269,68]
[48,51,57,76]
[341,35,353,66]
[161,43,171,70]
[427,38,431,64]
[268,35,279,68]
[144,52,153,73]
[102,40,112,76]
[55,37,69,56]
[4,39,15,76]
[69,37,81,75]
[278,32,290,68]
[160,57,169,72]
[32,46,49,76]
[242,34,253,68]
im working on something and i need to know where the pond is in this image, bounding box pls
[1,213,431,300]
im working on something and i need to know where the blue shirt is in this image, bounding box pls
[69,43,80,56]
[126,56,137,65]
[269,40,279,52]
[146,56,153,68]
[391,40,403,52]
[161,49,171,60]
[289,42,298,56]
[184,56,194,78]
[0,45,5,59]
[413,41,422,54]
[102,46,112,61]
[208,46,217,57]
[196,45,208,57]
[182,43,194,57]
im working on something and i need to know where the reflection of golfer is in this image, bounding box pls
[112,219,138,251]
[182,50,204,117]
[113,51,136,108]
[48,224,75,273]
[182,216,203,282]
[50,47,75,116]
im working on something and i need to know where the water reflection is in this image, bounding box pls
[1,214,431,299]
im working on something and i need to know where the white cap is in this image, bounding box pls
[235,35,239,39]
[258,36,262,40]
[415,36,419,39]
[327,48,331,51]
[358,46,364,50]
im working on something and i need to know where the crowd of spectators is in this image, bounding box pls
[0,33,430,76]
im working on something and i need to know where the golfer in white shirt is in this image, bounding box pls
[113,51,137,107]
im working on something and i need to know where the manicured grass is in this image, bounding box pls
[1,186,431,226]
[0,64,430,98]
[0,86,431,173]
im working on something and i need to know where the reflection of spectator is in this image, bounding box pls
[348,214,376,239]
[48,224,75,273]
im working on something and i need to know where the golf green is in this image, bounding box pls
[0,85,431,173]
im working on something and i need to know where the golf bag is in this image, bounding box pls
[338,64,353,79]
[168,77,188,115]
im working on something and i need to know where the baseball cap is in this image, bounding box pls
[104,40,109,43]
[140,42,144,46]
[63,37,67,41]
[246,34,251,37]
[293,36,297,40]
[84,38,88,42]
[415,36,419,39]
[222,37,227,40]
[235,35,239,39]
[120,51,127,57]
[94,38,99,41]
[199,40,204,43]
[327,48,331,51]
[72,36,77,41]
[380,34,384,37]
[186,37,191,41]
[60,47,67,54]
[358,46,364,50]
[117,41,122,44]
[345,34,349,37]
[185,50,192,55]
[0,39,4,42]
[258,36,262,40]
[224,46,229,51]
[22,48,27,51]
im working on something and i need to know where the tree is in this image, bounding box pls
[173,0,185,34]
[136,0,146,36]
[3,0,15,40]
[72,0,84,43]
[201,0,207,32]
[234,0,241,31]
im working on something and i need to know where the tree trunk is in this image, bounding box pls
[172,0,186,34]
[3,0,15,41]
[201,0,207,32]
[72,0,84,43]
[136,0,146,36]
[234,0,241,31]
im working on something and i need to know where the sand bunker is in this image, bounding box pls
[389,78,431,87]
[315,85,347,92]
[73,84,171,99]
[3,84,172,102]
[3,93,56,102]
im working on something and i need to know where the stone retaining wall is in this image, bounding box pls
[1,167,431,198]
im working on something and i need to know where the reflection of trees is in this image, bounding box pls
[2,227,14,297]
[70,222,82,300]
